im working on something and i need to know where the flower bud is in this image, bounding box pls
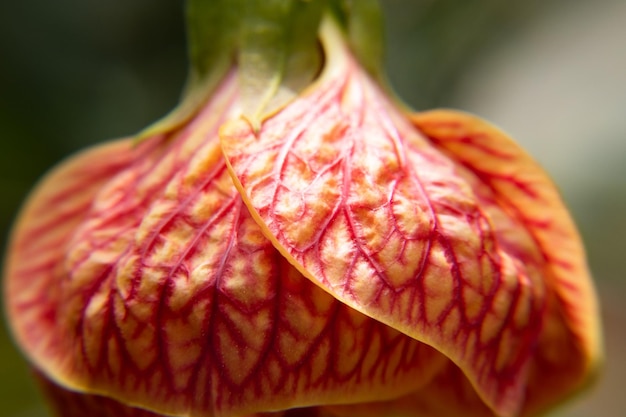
[4,4,601,417]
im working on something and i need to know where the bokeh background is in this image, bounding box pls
[1,0,624,416]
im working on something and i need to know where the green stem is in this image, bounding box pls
[137,0,387,139]
[238,0,326,129]
[137,0,240,139]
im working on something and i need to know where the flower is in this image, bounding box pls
[4,2,601,417]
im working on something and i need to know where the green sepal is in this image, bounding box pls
[136,0,242,141]
[136,0,386,140]
[343,0,385,81]
[238,0,326,131]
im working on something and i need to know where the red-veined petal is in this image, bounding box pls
[219,22,595,416]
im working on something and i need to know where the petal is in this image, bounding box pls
[35,371,164,417]
[220,47,591,415]
[6,74,448,416]
[411,110,602,415]
[38,367,336,417]
[5,138,145,383]
[326,363,495,417]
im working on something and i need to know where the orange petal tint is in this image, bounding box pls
[411,110,601,415]
[6,73,447,416]
[220,24,600,417]
[5,138,144,375]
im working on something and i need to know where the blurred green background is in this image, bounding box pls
[1,0,624,416]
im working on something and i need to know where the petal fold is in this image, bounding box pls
[411,110,602,415]
[6,74,447,417]
[220,41,599,415]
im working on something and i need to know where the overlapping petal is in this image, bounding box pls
[220,23,600,417]
[6,73,445,417]
[5,13,600,417]
[411,110,601,415]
